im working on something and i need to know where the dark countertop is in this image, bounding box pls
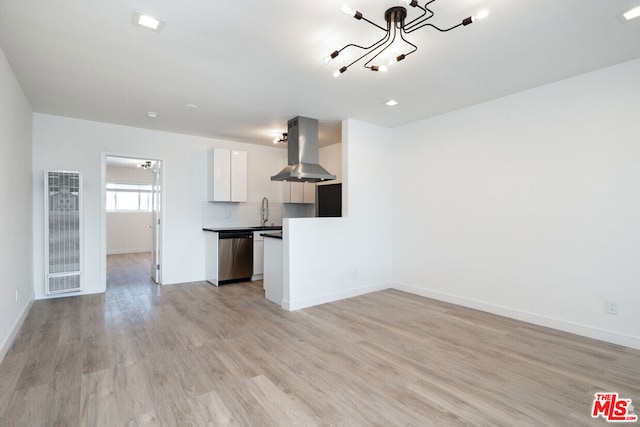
[261,232,283,239]
[203,226,282,232]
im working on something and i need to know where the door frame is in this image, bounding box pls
[150,163,162,284]
[100,152,165,291]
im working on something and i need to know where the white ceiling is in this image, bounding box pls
[1,0,640,147]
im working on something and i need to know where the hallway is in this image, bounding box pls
[107,252,156,294]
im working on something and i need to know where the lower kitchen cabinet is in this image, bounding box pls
[205,231,219,286]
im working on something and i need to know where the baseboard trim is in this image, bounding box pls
[392,281,640,350]
[106,249,151,255]
[283,282,390,311]
[0,298,34,363]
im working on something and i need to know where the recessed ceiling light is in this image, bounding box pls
[146,111,158,118]
[132,11,166,32]
[623,5,640,20]
[186,104,199,110]
[385,99,399,107]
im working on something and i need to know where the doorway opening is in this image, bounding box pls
[103,155,163,291]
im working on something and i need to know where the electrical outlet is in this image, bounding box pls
[606,299,619,315]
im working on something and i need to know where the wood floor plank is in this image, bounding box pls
[1,384,49,426]
[1,252,639,426]
[113,361,157,423]
[46,343,83,426]
[245,374,317,426]
[79,368,121,426]
[125,410,161,427]
[0,351,28,421]
[188,389,239,426]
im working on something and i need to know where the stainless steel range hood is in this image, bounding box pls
[271,116,336,183]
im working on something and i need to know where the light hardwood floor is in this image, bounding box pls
[1,252,638,426]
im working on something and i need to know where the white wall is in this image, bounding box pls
[106,165,153,254]
[283,120,392,310]
[0,45,33,361]
[319,142,342,184]
[392,58,640,349]
[106,213,152,254]
[106,165,154,184]
[32,114,287,298]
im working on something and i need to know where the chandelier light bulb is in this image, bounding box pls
[273,137,279,144]
[323,50,339,64]
[389,54,406,66]
[341,5,356,16]
[333,66,348,77]
[371,65,389,72]
[473,9,490,21]
[623,5,640,20]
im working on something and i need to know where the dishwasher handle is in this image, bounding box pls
[218,231,253,240]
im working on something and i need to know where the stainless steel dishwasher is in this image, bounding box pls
[218,231,253,284]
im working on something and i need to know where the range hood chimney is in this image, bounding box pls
[271,116,336,183]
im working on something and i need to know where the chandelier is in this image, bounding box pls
[324,1,489,76]
[273,133,288,144]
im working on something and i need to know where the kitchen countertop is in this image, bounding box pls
[261,232,282,239]
[203,226,282,232]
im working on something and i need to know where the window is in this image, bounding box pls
[106,183,152,212]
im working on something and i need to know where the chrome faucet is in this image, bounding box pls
[261,197,269,227]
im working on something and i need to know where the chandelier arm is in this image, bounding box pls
[405,3,439,31]
[345,31,392,71]
[399,29,418,56]
[360,16,387,32]
[404,3,433,30]
[405,21,464,34]
[335,27,392,58]
[363,25,398,69]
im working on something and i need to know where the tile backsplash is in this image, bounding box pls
[202,201,314,228]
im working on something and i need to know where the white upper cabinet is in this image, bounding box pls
[208,148,247,202]
[283,182,315,204]
[230,150,247,202]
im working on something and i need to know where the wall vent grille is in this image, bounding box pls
[44,171,83,295]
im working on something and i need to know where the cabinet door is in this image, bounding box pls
[205,232,219,286]
[303,182,316,204]
[209,148,230,202]
[230,150,247,202]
